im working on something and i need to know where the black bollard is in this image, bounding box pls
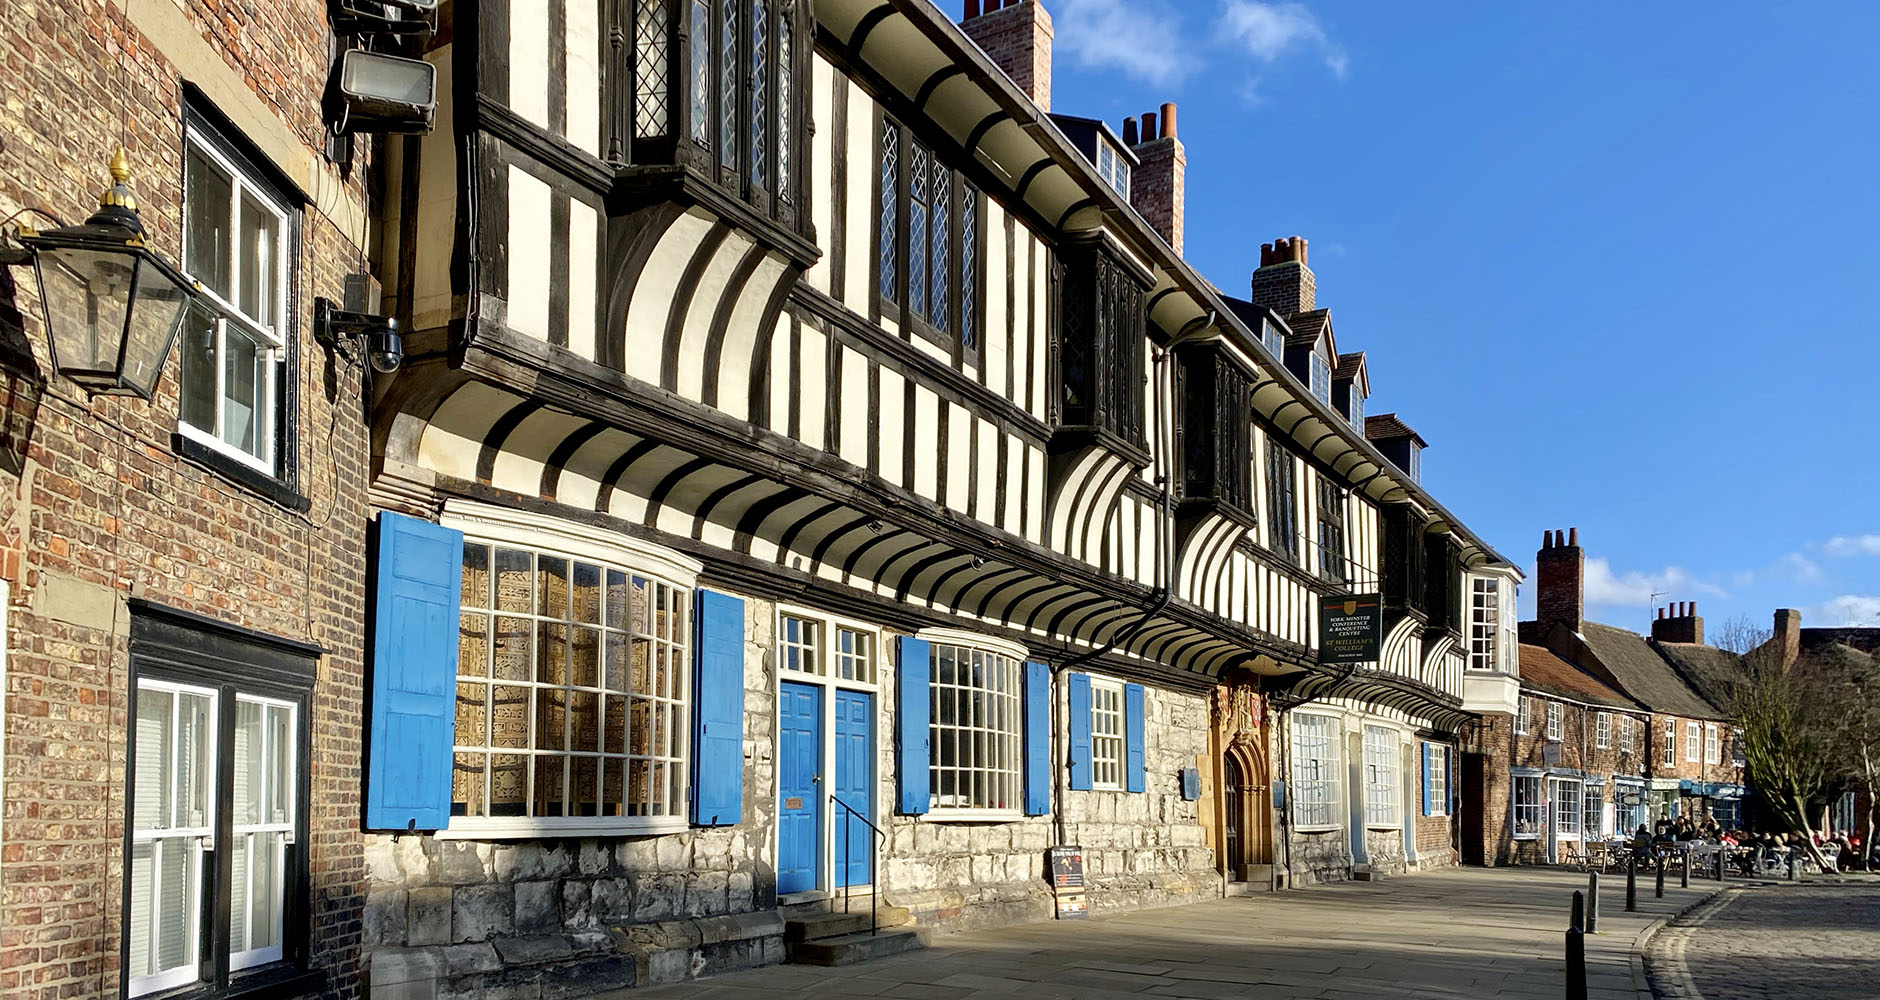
[1566,890,1588,1000]
[1656,855,1666,898]
[1586,870,1600,934]
[1626,855,1638,912]
[1681,849,1691,888]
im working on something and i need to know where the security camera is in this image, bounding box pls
[315,297,404,374]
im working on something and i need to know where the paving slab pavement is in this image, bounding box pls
[608,867,1727,999]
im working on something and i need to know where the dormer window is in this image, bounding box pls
[1261,319,1285,360]
[1349,392,1364,428]
[1309,350,1332,407]
[1095,139,1130,198]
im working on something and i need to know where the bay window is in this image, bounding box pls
[452,530,692,832]
[876,117,982,355]
[1316,474,1347,584]
[671,0,798,206]
[1468,577,1502,672]
[929,641,1022,813]
[1291,713,1339,828]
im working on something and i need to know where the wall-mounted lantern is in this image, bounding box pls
[3,149,197,398]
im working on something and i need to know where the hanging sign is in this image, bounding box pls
[1048,845,1088,919]
[1318,593,1383,664]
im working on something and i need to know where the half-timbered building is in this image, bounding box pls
[355,0,1520,994]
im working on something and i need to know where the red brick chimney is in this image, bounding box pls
[1535,528,1585,634]
[962,1,1054,112]
[1124,103,1184,256]
[1773,608,1802,666]
[1651,602,1705,645]
[1249,236,1315,316]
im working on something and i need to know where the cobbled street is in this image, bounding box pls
[617,868,1717,1000]
[1647,880,1880,999]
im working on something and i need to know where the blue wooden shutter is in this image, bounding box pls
[896,637,931,814]
[691,590,745,826]
[366,513,463,832]
[1421,743,1433,816]
[1124,683,1146,793]
[1023,661,1050,815]
[1067,673,1092,791]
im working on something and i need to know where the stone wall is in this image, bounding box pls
[361,595,783,998]
[877,645,1218,930]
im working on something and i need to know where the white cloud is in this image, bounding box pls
[1049,0,1195,87]
[1774,552,1826,586]
[1824,534,1880,557]
[1807,595,1880,626]
[1216,1,1347,77]
[1581,557,1728,609]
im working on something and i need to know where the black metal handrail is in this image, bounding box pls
[830,794,886,936]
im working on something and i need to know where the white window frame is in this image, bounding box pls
[228,694,296,972]
[1552,777,1583,840]
[1261,319,1285,360]
[1290,712,1340,830]
[1595,712,1611,750]
[1468,577,1500,672]
[441,502,703,839]
[1515,697,1531,736]
[128,679,220,998]
[1582,780,1606,840]
[1362,725,1400,828]
[919,628,1027,821]
[1620,715,1635,756]
[1425,744,1447,818]
[1686,721,1701,763]
[1704,723,1719,766]
[1662,719,1676,767]
[1546,701,1562,742]
[1309,350,1333,406]
[1088,676,1126,792]
[178,125,292,474]
[1511,772,1544,840]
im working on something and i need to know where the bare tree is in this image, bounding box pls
[1731,636,1839,870]
[1712,615,1770,654]
[1816,643,1880,869]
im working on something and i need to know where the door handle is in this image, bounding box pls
[813,775,821,783]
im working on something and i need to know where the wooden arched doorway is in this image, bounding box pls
[1222,742,1272,881]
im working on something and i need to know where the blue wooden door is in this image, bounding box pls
[833,690,874,888]
[777,682,823,894]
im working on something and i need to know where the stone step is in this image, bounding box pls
[1223,880,1258,897]
[785,906,912,942]
[787,927,928,967]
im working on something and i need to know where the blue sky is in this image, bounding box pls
[1041,0,1880,631]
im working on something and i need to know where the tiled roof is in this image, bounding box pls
[1364,413,1424,445]
[1652,641,1747,715]
[1333,351,1366,380]
[1284,309,1331,349]
[1578,622,1725,719]
[1518,644,1641,709]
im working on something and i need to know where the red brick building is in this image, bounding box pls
[1520,530,1747,832]
[0,1,374,997]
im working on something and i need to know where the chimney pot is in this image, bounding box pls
[965,0,981,17]
[1541,530,1552,550]
[1568,527,1578,547]
[1122,116,1139,146]
[1140,111,1157,140]
[1160,102,1177,139]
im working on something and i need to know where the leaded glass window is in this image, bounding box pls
[719,0,738,168]
[776,15,792,200]
[635,0,671,138]
[928,163,950,331]
[878,125,898,303]
[907,141,930,320]
[749,0,768,191]
[688,0,710,144]
[960,185,977,349]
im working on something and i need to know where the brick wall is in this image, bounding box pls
[1130,136,1185,256]
[0,1,371,997]
[960,1,1053,112]
[1494,692,1650,865]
